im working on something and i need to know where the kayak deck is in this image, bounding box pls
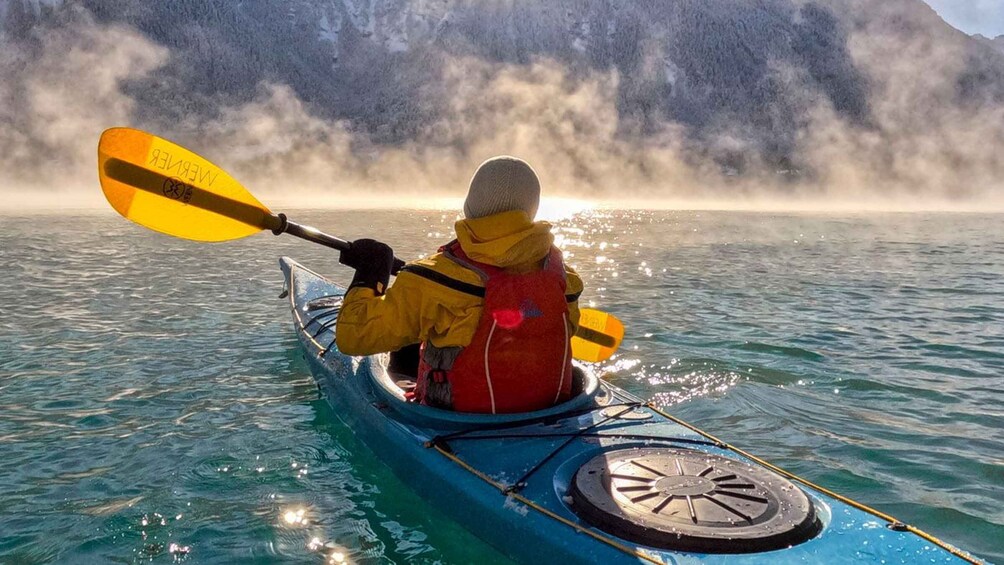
[280,257,978,564]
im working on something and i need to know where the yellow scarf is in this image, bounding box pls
[454,210,554,269]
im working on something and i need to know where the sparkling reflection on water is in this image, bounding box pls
[0,210,1001,563]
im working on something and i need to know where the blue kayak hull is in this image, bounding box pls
[280,257,976,564]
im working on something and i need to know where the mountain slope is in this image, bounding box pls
[2,0,1003,199]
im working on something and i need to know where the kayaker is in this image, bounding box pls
[335,156,583,414]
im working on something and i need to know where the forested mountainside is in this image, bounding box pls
[2,0,1003,197]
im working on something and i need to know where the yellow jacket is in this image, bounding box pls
[335,210,583,355]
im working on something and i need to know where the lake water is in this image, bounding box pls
[1,209,1001,563]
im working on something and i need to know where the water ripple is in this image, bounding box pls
[1,211,1001,563]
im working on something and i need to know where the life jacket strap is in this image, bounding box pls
[399,264,485,298]
[402,241,580,302]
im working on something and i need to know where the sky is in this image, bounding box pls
[924,0,1004,37]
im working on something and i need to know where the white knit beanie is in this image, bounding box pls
[463,156,541,220]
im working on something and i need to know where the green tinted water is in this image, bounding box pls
[0,210,1001,563]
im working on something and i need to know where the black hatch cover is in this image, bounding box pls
[570,447,822,553]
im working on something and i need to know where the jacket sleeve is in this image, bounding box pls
[565,265,583,334]
[335,271,433,356]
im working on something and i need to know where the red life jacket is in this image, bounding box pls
[415,241,573,414]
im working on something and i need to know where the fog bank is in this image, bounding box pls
[1,6,1003,212]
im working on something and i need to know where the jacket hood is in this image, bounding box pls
[454,210,554,268]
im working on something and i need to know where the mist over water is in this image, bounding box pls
[1,3,1003,210]
[1,210,1002,563]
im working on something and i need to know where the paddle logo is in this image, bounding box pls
[162,177,194,204]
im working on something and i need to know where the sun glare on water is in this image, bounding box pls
[535,197,595,221]
[281,506,309,526]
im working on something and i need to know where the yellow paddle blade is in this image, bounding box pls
[98,127,275,242]
[572,308,625,363]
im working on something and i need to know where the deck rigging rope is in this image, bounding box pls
[430,443,667,565]
[504,403,642,493]
[425,402,664,493]
[440,431,719,447]
[646,404,984,565]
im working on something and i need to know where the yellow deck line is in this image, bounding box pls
[646,403,983,565]
[431,444,665,564]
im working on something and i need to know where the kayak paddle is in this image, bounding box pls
[95,127,405,268]
[571,308,625,363]
[97,127,624,362]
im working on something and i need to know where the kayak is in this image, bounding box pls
[280,257,978,564]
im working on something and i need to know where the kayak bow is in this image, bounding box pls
[280,257,979,564]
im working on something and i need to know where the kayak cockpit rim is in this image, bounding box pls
[368,356,604,429]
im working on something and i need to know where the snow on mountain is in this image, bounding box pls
[2,0,1003,189]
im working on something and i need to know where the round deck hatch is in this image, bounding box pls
[570,448,821,553]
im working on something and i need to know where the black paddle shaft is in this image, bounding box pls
[101,158,405,274]
[269,213,405,274]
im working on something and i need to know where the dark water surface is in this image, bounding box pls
[1,210,1001,563]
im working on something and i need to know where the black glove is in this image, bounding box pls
[340,239,395,295]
